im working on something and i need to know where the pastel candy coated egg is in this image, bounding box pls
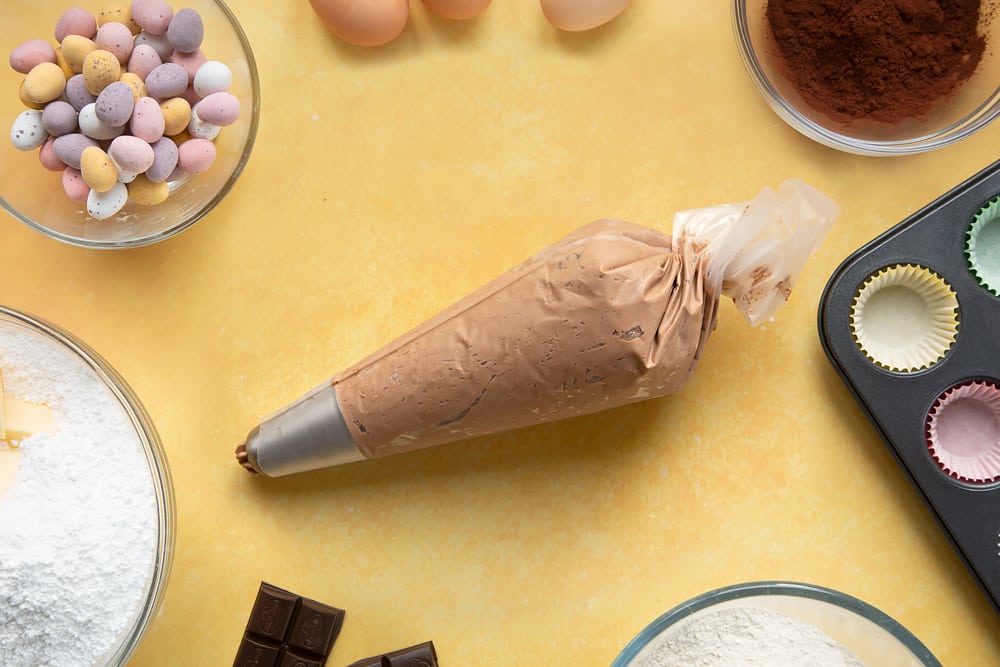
[98,5,139,33]
[159,97,191,136]
[65,74,97,110]
[166,8,204,53]
[87,181,128,219]
[119,72,147,101]
[108,135,154,173]
[127,44,162,79]
[127,174,169,205]
[95,81,135,126]
[54,46,76,78]
[134,31,173,60]
[82,49,121,94]
[130,96,165,142]
[80,145,119,192]
[540,0,631,32]
[422,0,492,20]
[187,107,220,139]
[194,92,239,126]
[62,167,90,202]
[41,100,79,136]
[78,102,124,140]
[61,34,97,73]
[39,137,64,171]
[95,22,134,63]
[17,81,45,110]
[146,136,178,182]
[309,0,409,47]
[9,110,47,151]
[193,61,232,97]
[9,39,57,75]
[145,62,188,99]
[170,48,205,80]
[23,62,67,104]
[55,8,98,41]
[53,133,99,168]
[131,0,173,35]
[177,137,216,174]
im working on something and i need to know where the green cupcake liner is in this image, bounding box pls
[965,196,1000,297]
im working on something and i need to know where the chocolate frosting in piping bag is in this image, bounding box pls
[238,180,838,476]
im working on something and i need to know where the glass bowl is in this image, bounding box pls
[732,0,1000,156]
[612,581,940,667]
[0,305,175,665]
[0,0,259,248]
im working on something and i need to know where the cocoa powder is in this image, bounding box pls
[765,0,988,124]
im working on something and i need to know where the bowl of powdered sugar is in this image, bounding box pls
[611,581,940,667]
[0,306,174,665]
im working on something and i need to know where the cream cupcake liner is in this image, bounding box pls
[966,196,1000,297]
[926,381,1000,484]
[850,264,959,373]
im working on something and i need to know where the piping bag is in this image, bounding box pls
[236,180,838,477]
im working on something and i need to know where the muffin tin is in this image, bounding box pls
[819,160,1000,617]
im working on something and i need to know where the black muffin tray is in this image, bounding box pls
[818,160,1000,617]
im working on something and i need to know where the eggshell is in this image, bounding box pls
[193,60,232,97]
[23,62,67,104]
[78,102,124,140]
[80,145,119,192]
[55,8,98,41]
[61,34,97,73]
[109,135,155,173]
[41,100,79,136]
[38,137,64,171]
[422,0,491,20]
[127,174,169,205]
[130,96,166,142]
[145,62,188,99]
[170,48,206,80]
[82,49,121,95]
[309,0,409,47]
[9,39,58,75]
[187,107,220,139]
[159,97,191,136]
[127,44,162,79]
[146,136,178,182]
[131,0,174,35]
[62,167,90,202]
[540,0,631,32]
[53,132,99,168]
[134,31,174,61]
[119,72,147,101]
[65,74,97,110]
[167,8,204,53]
[87,181,128,219]
[176,137,216,174]
[95,21,134,63]
[194,92,240,126]
[9,110,47,151]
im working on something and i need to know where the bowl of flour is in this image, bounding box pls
[0,306,174,666]
[611,581,940,667]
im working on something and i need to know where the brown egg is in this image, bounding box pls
[308,0,409,47]
[422,0,492,20]
[540,0,632,32]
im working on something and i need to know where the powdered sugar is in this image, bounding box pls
[633,605,866,667]
[0,325,158,666]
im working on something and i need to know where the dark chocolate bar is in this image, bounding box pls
[346,641,438,667]
[234,582,345,667]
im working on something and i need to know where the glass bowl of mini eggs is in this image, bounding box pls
[1,0,259,248]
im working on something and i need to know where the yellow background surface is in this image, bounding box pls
[4,1,1000,664]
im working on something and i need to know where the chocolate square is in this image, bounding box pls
[384,641,438,667]
[279,650,325,667]
[287,597,345,656]
[246,583,299,641]
[233,636,282,667]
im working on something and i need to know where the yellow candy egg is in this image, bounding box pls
[119,72,147,101]
[23,63,67,104]
[127,175,169,206]
[82,49,121,95]
[159,97,192,137]
[18,81,46,110]
[61,35,97,73]
[80,146,119,193]
[98,5,141,33]
[54,46,75,79]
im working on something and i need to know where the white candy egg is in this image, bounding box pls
[193,60,232,97]
[86,181,128,219]
[188,107,221,140]
[78,103,124,140]
[10,110,48,151]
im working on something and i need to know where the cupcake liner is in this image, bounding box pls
[850,264,959,373]
[926,381,1000,484]
[966,196,1000,297]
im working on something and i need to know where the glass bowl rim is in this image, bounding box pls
[610,580,941,667]
[730,0,1000,156]
[0,304,176,665]
[0,0,261,249]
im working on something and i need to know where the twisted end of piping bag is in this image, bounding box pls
[672,179,839,326]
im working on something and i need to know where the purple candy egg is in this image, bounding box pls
[53,133,99,169]
[95,81,135,127]
[166,8,204,53]
[41,100,79,137]
[134,31,174,61]
[65,74,97,111]
[146,136,178,182]
[144,62,188,99]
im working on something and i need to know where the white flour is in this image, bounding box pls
[0,327,158,666]
[633,605,867,667]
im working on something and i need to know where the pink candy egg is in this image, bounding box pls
[39,137,64,171]
[129,96,165,142]
[94,21,134,63]
[9,40,57,75]
[131,0,174,35]
[61,167,90,202]
[127,44,162,79]
[55,7,98,41]
[176,137,215,174]
[194,92,240,126]
[109,135,155,173]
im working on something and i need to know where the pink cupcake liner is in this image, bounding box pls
[925,381,1000,484]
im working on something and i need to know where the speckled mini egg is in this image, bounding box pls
[187,107,219,139]
[146,136,178,182]
[127,44,162,80]
[422,0,492,20]
[80,145,119,192]
[119,72,147,101]
[167,8,204,53]
[41,100,79,136]
[159,97,191,136]
[55,7,98,41]
[127,174,170,205]
[53,132,99,169]
[145,62,188,99]
[194,91,239,126]
[193,60,232,97]
[95,21,134,63]
[131,0,173,35]
[79,102,124,140]
[134,31,173,61]
[176,137,216,174]
[95,81,135,126]
[61,34,97,73]
[82,49,121,95]
[108,134,155,173]
[65,74,97,111]
[97,4,140,33]
[38,136,64,171]
[23,62,67,104]
[62,167,90,202]
[10,110,47,151]
[87,180,129,219]
[9,39,57,75]
[309,0,409,47]
[130,96,166,142]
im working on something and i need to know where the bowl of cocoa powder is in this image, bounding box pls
[733,0,1000,155]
